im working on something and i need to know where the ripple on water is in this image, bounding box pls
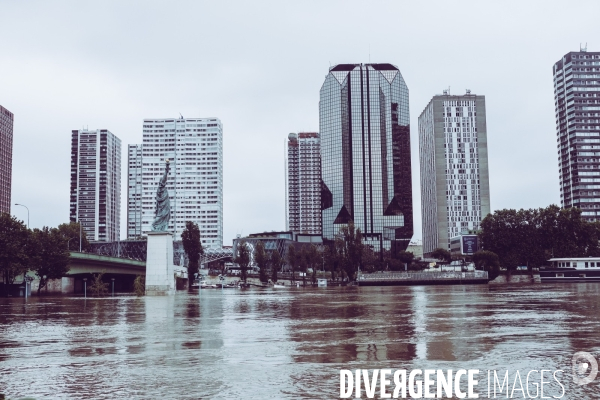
[2,285,600,398]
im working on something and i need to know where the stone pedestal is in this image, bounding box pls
[146,231,175,295]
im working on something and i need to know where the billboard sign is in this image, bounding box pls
[461,235,479,254]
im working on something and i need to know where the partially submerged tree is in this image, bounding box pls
[181,221,203,288]
[0,213,30,295]
[287,244,298,283]
[472,250,500,280]
[134,275,145,296]
[253,241,269,283]
[234,240,251,284]
[29,227,71,295]
[269,249,284,283]
[304,244,320,285]
[89,271,109,296]
[338,221,364,281]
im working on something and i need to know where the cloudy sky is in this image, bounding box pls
[2,0,598,243]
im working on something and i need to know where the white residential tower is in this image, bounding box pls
[127,117,223,249]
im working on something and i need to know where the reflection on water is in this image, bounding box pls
[1,284,600,398]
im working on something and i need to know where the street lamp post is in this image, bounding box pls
[111,278,115,297]
[24,275,34,299]
[83,278,87,298]
[14,203,29,228]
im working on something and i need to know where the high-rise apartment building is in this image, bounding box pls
[0,105,13,215]
[553,49,600,221]
[418,92,491,256]
[320,63,413,252]
[127,144,143,238]
[70,129,121,242]
[128,117,223,249]
[286,132,321,234]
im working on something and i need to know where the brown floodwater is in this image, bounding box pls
[1,284,600,399]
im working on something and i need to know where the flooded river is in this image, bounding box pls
[1,284,600,399]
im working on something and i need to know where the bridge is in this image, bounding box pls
[68,252,146,276]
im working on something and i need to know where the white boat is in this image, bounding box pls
[273,283,290,288]
[199,281,218,289]
[541,257,600,282]
[317,278,327,287]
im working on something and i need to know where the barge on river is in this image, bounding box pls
[540,257,600,283]
[357,271,489,286]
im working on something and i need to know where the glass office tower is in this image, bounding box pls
[320,63,413,252]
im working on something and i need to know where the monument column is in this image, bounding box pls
[145,160,176,295]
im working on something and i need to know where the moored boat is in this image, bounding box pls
[540,257,600,282]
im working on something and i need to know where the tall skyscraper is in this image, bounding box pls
[0,105,13,215]
[70,129,121,242]
[127,144,143,238]
[554,49,600,220]
[418,92,491,256]
[128,117,223,249]
[320,63,413,252]
[286,132,321,234]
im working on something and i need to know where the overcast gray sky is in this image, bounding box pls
[2,0,598,244]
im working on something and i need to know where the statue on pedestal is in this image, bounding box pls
[152,160,171,232]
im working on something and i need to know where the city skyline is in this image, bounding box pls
[2,1,596,244]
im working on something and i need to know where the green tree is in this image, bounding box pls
[0,213,30,295]
[479,205,600,271]
[234,240,251,284]
[431,248,452,264]
[253,241,269,283]
[338,221,364,281]
[323,243,339,280]
[89,271,109,296]
[287,244,298,283]
[29,227,71,295]
[134,275,145,296]
[57,221,89,252]
[306,244,321,284]
[396,250,414,269]
[269,250,284,283]
[181,221,203,289]
[472,250,500,280]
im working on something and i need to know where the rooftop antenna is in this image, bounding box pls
[179,113,184,119]
[580,43,588,52]
[369,44,371,63]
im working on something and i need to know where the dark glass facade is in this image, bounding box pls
[320,63,413,251]
[554,50,600,221]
